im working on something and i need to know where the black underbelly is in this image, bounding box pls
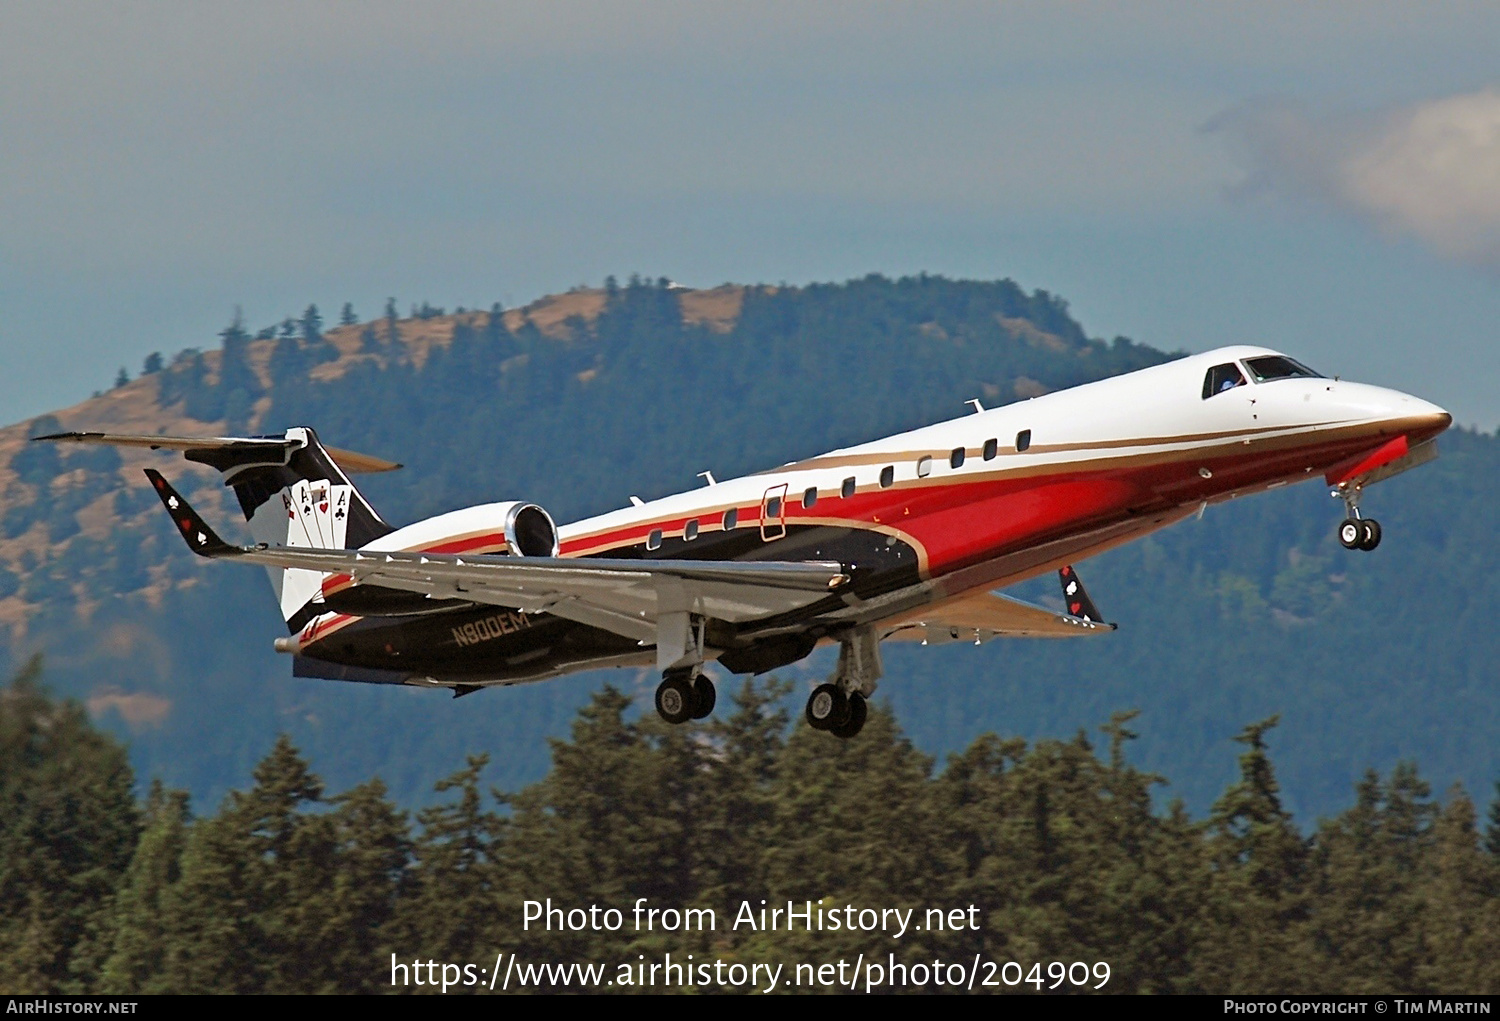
[298,604,641,683]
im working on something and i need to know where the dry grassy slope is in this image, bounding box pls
[0,285,757,639]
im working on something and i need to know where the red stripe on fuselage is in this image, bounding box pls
[559,424,1414,579]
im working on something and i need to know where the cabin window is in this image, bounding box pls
[803,487,818,509]
[880,465,895,488]
[647,529,663,551]
[765,496,782,519]
[841,477,856,499]
[951,447,965,469]
[1015,430,1032,452]
[1244,355,1322,383]
[916,456,933,478]
[1202,362,1246,398]
[723,508,738,530]
[684,519,700,541]
[983,438,998,460]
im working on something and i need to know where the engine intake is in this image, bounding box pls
[505,503,559,558]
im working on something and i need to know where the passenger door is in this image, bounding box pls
[760,484,788,542]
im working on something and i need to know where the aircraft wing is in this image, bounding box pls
[144,470,846,643]
[880,574,1115,644]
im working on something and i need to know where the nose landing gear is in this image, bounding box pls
[1338,516,1382,551]
[1332,484,1381,551]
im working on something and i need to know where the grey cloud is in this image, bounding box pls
[1211,88,1500,271]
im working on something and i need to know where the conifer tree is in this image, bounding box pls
[323,778,410,992]
[392,754,503,981]
[1303,765,1438,993]
[1416,787,1498,991]
[94,782,190,993]
[1485,780,1500,857]
[300,304,323,343]
[753,702,946,969]
[1083,712,1197,992]
[496,687,714,971]
[1196,717,1311,993]
[0,658,138,993]
[158,736,337,993]
[695,678,790,910]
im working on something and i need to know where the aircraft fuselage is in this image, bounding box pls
[292,345,1450,688]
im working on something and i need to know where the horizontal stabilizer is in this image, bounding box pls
[35,431,402,474]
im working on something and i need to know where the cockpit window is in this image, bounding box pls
[1243,356,1322,383]
[1202,363,1246,399]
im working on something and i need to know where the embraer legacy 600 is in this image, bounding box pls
[41,347,1449,738]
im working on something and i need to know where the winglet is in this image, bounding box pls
[1059,565,1114,629]
[143,469,239,558]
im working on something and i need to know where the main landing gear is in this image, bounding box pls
[1332,483,1382,552]
[803,626,882,740]
[654,669,716,725]
[805,684,868,739]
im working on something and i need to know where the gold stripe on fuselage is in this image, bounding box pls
[561,414,1434,555]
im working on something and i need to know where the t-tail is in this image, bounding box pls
[34,427,400,630]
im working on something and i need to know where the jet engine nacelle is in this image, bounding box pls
[499,502,561,558]
[363,500,560,558]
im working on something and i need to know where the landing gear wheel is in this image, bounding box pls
[1357,518,1382,551]
[655,673,695,725]
[805,683,850,731]
[1338,519,1363,550]
[830,693,867,739]
[690,674,716,719]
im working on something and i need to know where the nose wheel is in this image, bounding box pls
[1332,485,1381,551]
[1338,517,1381,551]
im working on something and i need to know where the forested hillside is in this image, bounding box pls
[0,274,1493,822]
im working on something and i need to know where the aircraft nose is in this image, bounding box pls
[1379,388,1451,442]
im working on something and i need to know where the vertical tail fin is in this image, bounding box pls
[34,427,400,630]
[203,428,396,628]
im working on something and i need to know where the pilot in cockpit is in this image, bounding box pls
[1202,362,1247,399]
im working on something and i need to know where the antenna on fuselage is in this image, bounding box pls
[966,399,985,414]
[697,470,718,486]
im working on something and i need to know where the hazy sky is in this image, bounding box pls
[3,2,1498,425]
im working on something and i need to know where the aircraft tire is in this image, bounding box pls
[1338,519,1363,550]
[830,693,867,739]
[805,683,849,731]
[1358,519,1382,551]
[690,674,716,719]
[655,674,696,725]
